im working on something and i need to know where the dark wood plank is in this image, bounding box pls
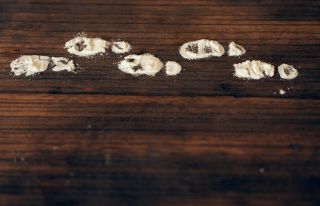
[0,0,319,206]
[0,94,319,206]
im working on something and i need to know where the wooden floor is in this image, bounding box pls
[0,0,319,205]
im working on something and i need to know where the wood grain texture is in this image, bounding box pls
[0,0,319,205]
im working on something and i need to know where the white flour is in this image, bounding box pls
[65,36,109,57]
[279,89,287,95]
[111,41,132,54]
[51,57,75,72]
[118,53,163,76]
[278,64,298,80]
[234,60,275,80]
[9,35,301,84]
[165,61,182,76]
[118,54,141,75]
[179,39,225,60]
[228,42,246,57]
[65,34,132,56]
[10,56,75,76]
[10,55,51,76]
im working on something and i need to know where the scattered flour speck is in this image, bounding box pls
[279,89,287,95]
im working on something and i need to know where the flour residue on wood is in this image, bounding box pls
[228,42,246,57]
[279,89,287,95]
[118,53,163,76]
[10,55,76,76]
[233,60,275,80]
[51,57,75,72]
[65,35,109,57]
[10,55,51,76]
[165,61,182,76]
[65,34,132,57]
[111,41,132,54]
[9,32,302,84]
[179,39,225,60]
[278,64,299,80]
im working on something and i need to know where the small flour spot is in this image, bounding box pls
[234,60,275,80]
[51,57,75,72]
[10,55,51,76]
[87,123,92,129]
[165,61,182,76]
[118,53,163,76]
[179,39,225,60]
[278,64,299,80]
[228,41,246,57]
[279,89,287,95]
[111,41,132,54]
